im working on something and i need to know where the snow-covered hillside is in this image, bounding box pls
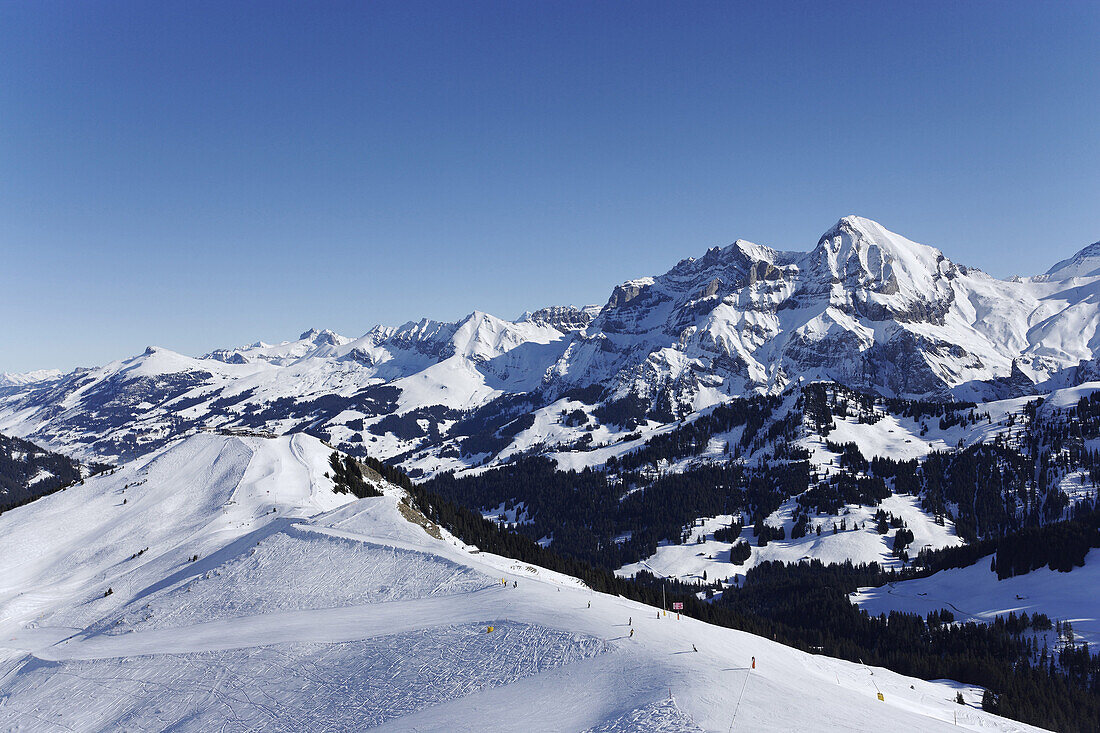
[853,550,1100,647]
[618,493,964,587]
[611,380,1100,587]
[0,434,1043,731]
[0,433,351,637]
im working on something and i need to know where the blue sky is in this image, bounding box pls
[2,1,1099,372]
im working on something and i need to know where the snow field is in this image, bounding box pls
[581,699,705,732]
[0,433,351,636]
[854,549,1100,647]
[0,621,606,732]
[94,528,494,635]
[619,494,962,586]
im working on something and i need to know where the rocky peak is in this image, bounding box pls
[521,305,593,332]
[605,278,656,309]
[663,239,780,288]
[802,216,957,322]
[299,328,344,346]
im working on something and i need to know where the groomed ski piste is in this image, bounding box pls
[0,434,1045,731]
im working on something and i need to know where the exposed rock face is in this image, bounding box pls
[982,359,1040,400]
[606,280,654,309]
[522,306,594,332]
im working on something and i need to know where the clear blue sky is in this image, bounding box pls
[3,1,1099,373]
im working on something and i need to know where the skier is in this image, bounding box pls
[692,644,698,653]
[751,656,755,669]
[513,581,517,588]
[628,616,632,625]
[629,628,634,638]
[587,601,591,609]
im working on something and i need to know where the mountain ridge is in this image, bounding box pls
[4,216,1100,474]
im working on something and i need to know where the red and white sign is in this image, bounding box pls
[672,602,683,610]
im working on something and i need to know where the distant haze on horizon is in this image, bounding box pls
[2,1,1098,373]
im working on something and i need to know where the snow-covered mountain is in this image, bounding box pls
[552,215,1100,403]
[0,433,1044,732]
[0,369,62,389]
[3,215,1100,478]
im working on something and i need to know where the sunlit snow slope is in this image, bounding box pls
[0,435,1044,731]
[853,550,1100,647]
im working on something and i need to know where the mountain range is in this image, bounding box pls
[4,215,1100,476]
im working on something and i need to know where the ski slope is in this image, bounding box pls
[0,434,1045,731]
